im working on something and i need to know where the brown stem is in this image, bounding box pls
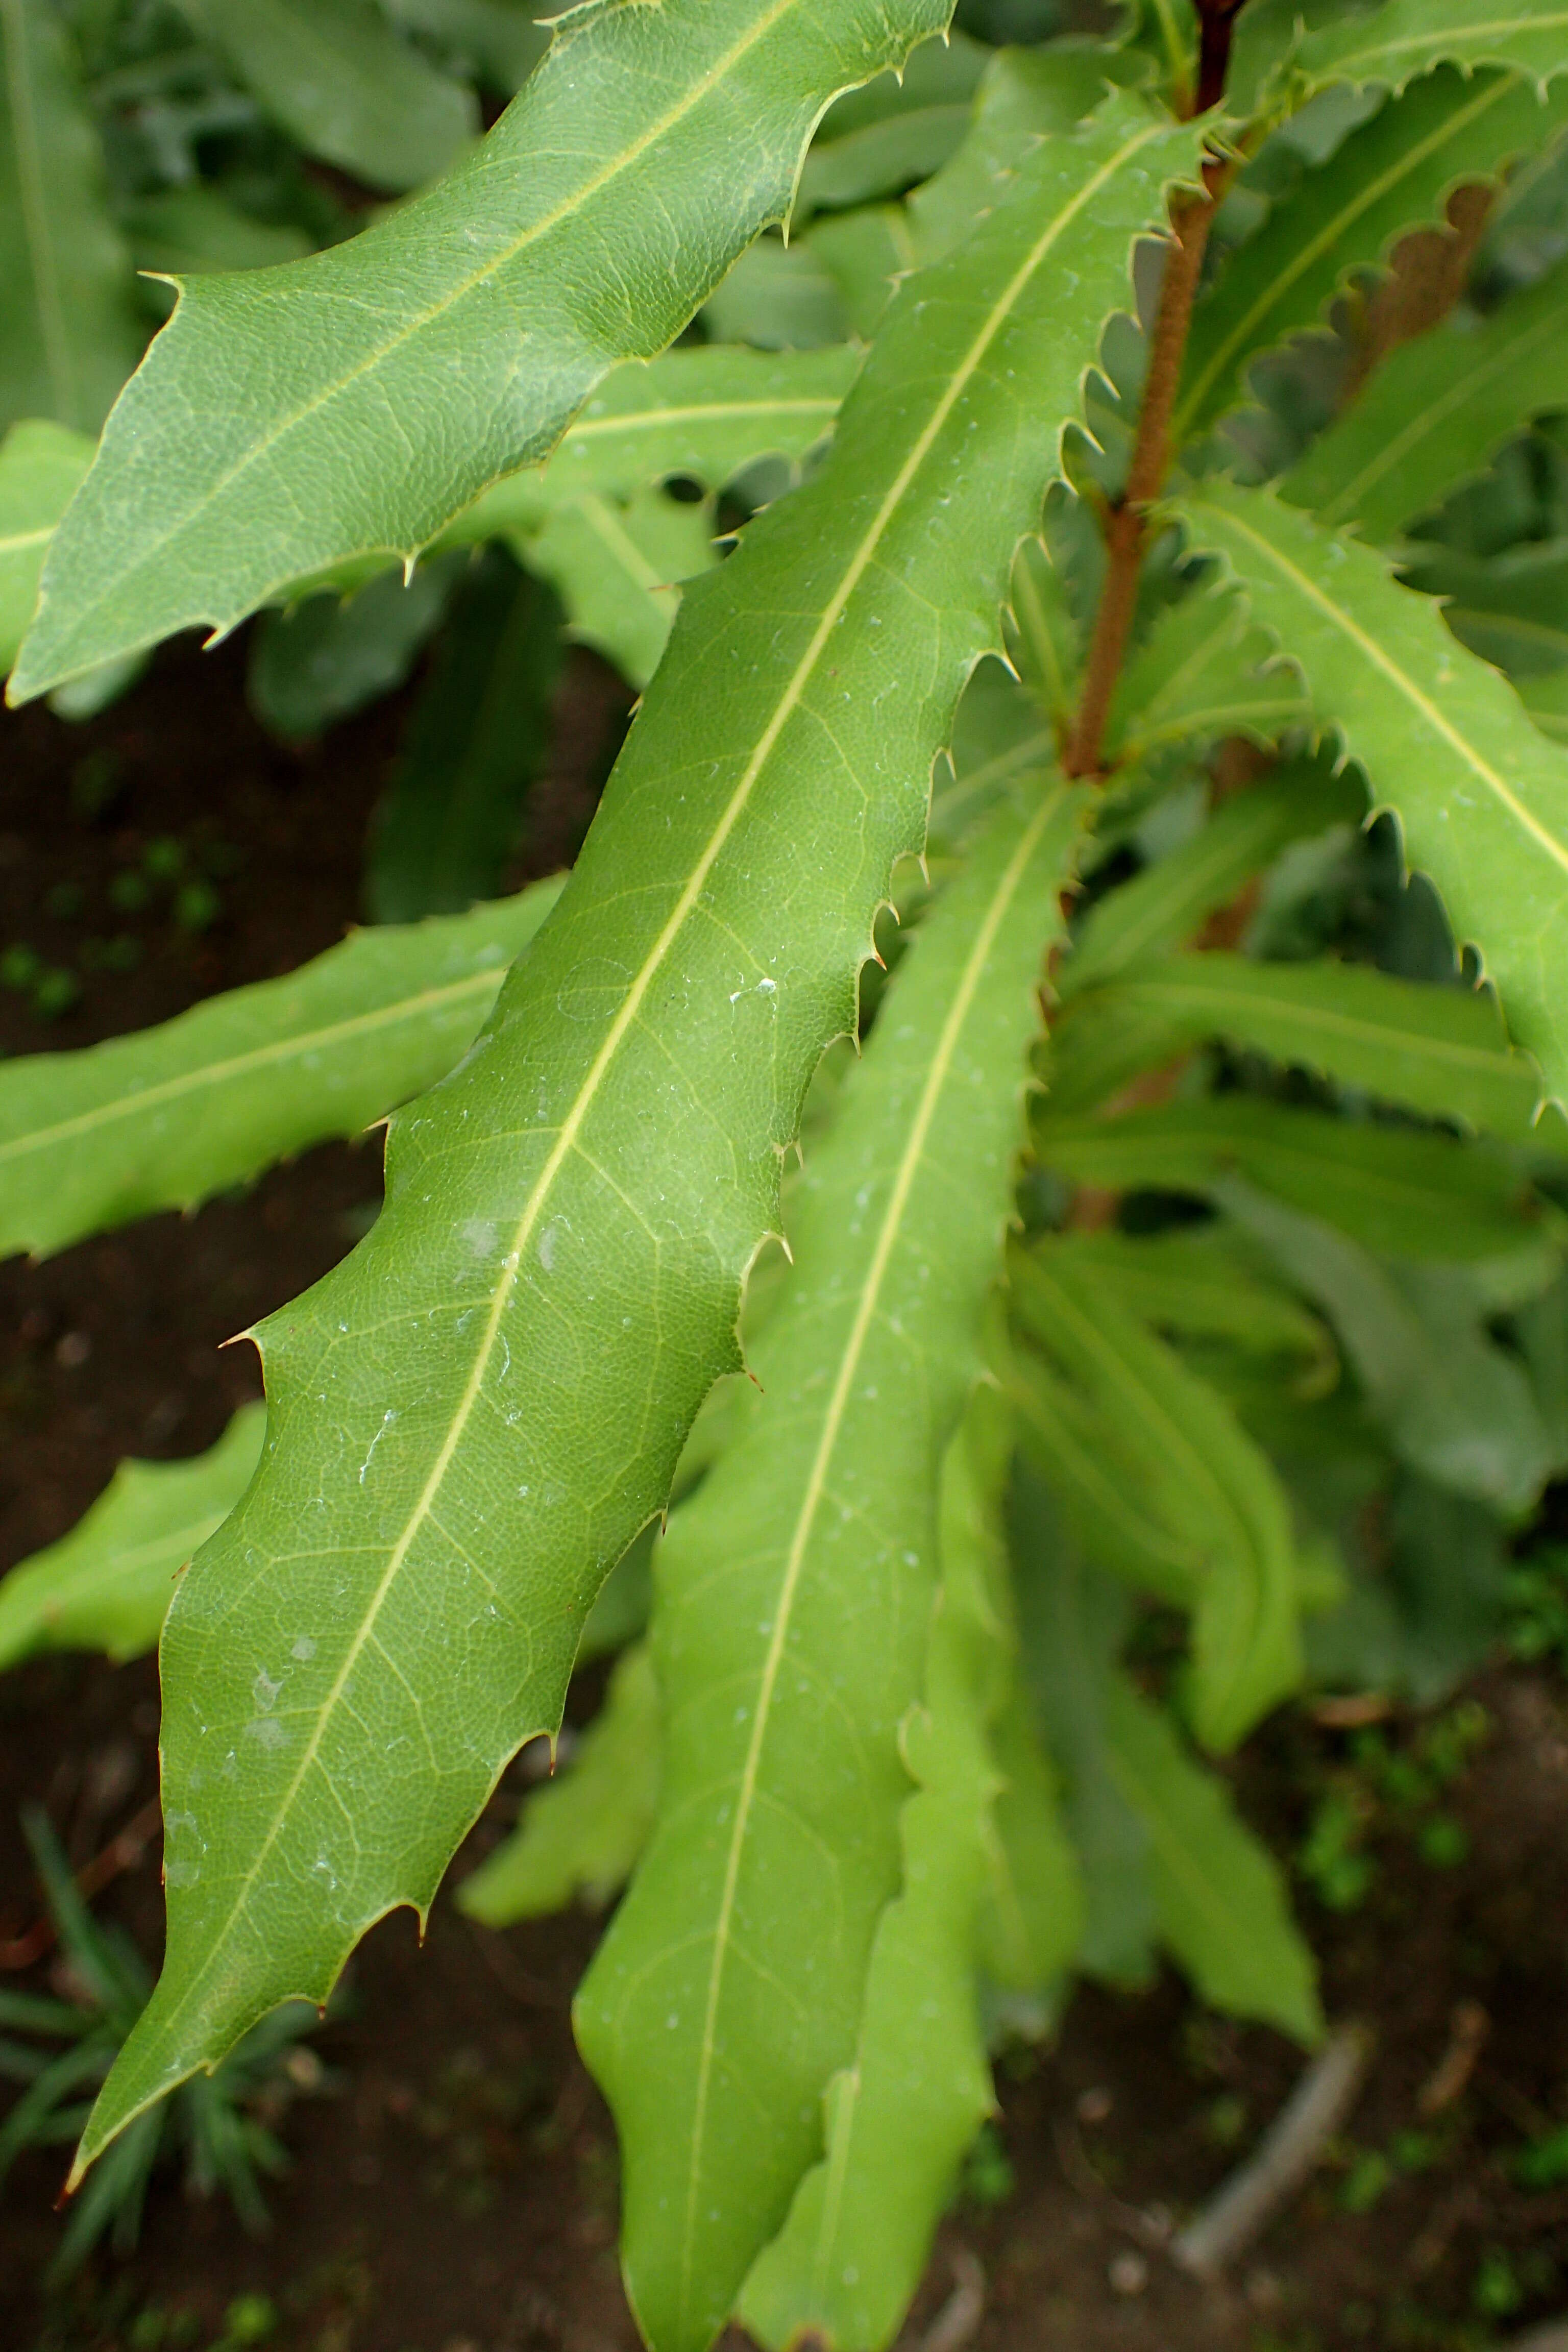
[1195,0,1249,118]
[1064,181,1218,778]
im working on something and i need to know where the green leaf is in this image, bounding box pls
[365,553,561,921]
[1179,478,1568,1105]
[522,484,715,689]
[1003,535,1079,735]
[796,28,989,217]
[1065,949,1544,1135]
[1283,254,1568,541]
[170,0,477,192]
[248,554,464,740]
[1294,1,1568,99]
[1059,758,1365,998]
[1522,665,1568,742]
[1011,1496,1156,1987]
[1034,1094,1541,1259]
[0,880,561,1261]
[802,206,909,341]
[1012,1247,1303,1751]
[75,102,1203,2193]
[1175,66,1568,442]
[907,44,1117,262]
[736,1387,1015,2352]
[1,0,143,432]
[578,782,1086,2352]
[1042,1227,1334,1373]
[1104,585,1313,769]
[1220,1180,1555,1513]
[1010,1348,1208,1608]
[448,346,861,538]
[700,233,849,351]
[1100,1673,1321,2044]
[457,1642,659,1923]
[0,417,90,671]
[0,1408,264,1671]
[11,0,949,701]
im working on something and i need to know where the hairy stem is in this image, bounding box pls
[1064,182,1216,779]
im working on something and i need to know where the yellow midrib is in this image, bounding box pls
[53,0,823,614]
[678,788,1070,2324]
[1176,71,1516,436]
[1198,493,1568,883]
[0,965,503,1169]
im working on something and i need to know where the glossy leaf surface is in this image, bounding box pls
[0,416,90,670]
[737,1393,1014,2352]
[578,783,1086,2352]
[77,102,1201,2184]
[0,1409,264,1670]
[1295,2,1568,97]
[0,881,561,1261]
[12,0,949,699]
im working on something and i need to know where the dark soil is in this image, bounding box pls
[1,646,1566,2352]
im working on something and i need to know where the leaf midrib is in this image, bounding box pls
[1311,13,1568,81]
[46,0,819,627]
[1176,70,1518,436]
[110,127,1163,2165]
[680,786,1069,2332]
[1118,969,1513,1077]
[1315,299,1567,525]
[1197,492,1568,881]
[0,965,503,1170]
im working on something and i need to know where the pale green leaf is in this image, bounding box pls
[365,554,561,921]
[170,0,477,192]
[11,0,950,701]
[1522,665,1568,742]
[1176,66,1568,442]
[0,1408,264,1671]
[1013,1247,1303,1751]
[1034,1094,1540,1258]
[1295,1,1568,99]
[1,0,143,432]
[1065,948,1544,1134]
[1101,1673,1321,2044]
[1059,758,1365,997]
[802,206,911,342]
[75,103,1204,2192]
[447,346,861,540]
[457,1642,659,1923]
[1180,478,1568,1105]
[1284,255,1568,540]
[1042,1227,1334,1373]
[907,44,1118,263]
[1004,535,1079,732]
[0,880,561,1262]
[578,783,1086,2352]
[521,484,715,690]
[1010,1349,1207,1608]
[1011,1499,1155,1987]
[0,416,90,671]
[980,1661,1084,1997]
[737,1387,1013,2352]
